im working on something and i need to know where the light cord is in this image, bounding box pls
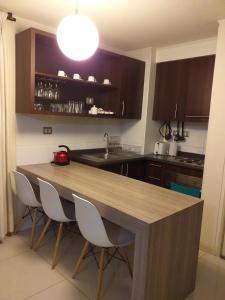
[75,0,79,14]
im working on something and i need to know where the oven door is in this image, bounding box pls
[165,170,202,198]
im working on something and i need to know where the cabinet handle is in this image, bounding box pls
[149,163,162,168]
[185,115,209,118]
[120,163,124,175]
[174,104,178,119]
[121,100,125,117]
[147,176,161,181]
[126,163,129,177]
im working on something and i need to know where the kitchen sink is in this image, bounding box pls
[81,152,119,160]
[80,151,140,161]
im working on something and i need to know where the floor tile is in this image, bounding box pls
[26,280,89,300]
[0,235,29,262]
[0,250,64,300]
[187,254,225,300]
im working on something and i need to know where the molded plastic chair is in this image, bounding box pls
[72,193,134,300]
[35,178,76,269]
[12,171,42,248]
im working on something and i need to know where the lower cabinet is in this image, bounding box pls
[144,160,203,189]
[145,161,164,186]
[100,160,144,181]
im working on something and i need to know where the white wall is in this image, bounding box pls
[16,114,121,165]
[169,122,208,155]
[121,47,159,154]
[156,37,217,62]
[201,20,225,254]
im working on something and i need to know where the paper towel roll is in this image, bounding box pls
[169,141,177,156]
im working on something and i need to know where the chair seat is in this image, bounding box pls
[103,219,134,247]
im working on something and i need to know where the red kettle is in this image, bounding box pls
[53,145,71,166]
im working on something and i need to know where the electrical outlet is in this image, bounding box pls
[183,131,189,137]
[43,127,52,134]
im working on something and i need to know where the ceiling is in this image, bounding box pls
[1,0,225,50]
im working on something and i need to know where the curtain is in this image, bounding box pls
[0,12,16,241]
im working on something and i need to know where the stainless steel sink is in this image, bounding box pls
[81,152,119,160]
[80,151,139,161]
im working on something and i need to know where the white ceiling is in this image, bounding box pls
[1,0,225,50]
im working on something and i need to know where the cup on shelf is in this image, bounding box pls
[103,78,111,85]
[57,70,67,77]
[88,75,96,82]
[73,73,82,80]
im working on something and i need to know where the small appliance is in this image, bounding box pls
[153,142,169,155]
[168,140,178,156]
[53,145,71,165]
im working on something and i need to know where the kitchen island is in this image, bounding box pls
[18,162,203,300]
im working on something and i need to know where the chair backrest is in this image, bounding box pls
[72,193,114,248]
[13,171,41,207]
[38,178,71,222]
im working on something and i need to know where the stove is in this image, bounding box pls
[174,157,204,167]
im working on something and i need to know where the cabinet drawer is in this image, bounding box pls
[145,176,162,186]
[145,162,163,178]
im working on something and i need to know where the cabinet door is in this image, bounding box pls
[153,60,188,121]
[120,57,145,119]
[100,163,123,175]
[184,55,215,122]
[126,160,145,181]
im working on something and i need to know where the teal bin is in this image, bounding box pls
[170,182,201,198]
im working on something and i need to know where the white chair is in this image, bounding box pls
[35,178,76,269]
[13,171,42,249]
[72,193,134,300]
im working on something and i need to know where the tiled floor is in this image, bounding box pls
[0,228,225,300]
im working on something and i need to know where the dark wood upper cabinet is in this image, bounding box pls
[153,59,188,121]
[16,28,145,120]
[120,57,145,119]
[184,55,215,122]
[152,55,215,122]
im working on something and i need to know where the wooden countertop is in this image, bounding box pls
[18,162,203,224]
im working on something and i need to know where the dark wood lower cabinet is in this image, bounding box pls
[144,160,203,189]
[100,160,144,181]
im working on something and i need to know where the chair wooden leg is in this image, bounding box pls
[14,206,28,234]
[30,208,38,249]
[34,218,51,251]
[96,248,106,300]
[52,222,64,269]
[118,247,133,278]
[72,240,89,278]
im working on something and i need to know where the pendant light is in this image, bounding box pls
[57,0,99,61]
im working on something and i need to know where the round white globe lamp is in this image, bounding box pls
[57,15,99,61]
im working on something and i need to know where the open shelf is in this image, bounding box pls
[32,110,117,118]
[35,72,118,91]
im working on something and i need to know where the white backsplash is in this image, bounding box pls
[16,114,121,165]
[170,122,208,154]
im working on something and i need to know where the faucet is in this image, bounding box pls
[103,132,109,159]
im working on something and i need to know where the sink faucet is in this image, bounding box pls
[103,132,109,159]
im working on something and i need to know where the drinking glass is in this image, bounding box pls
[75,101,79,114]
[54,82,60,100]
[78,101,84,114]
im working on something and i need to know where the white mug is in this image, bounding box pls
[58,70,66,77]
[103,78,111,85]
[88,75,96,82]
[73,73,81,80]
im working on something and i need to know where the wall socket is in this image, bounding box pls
[43,127,52,134]
[173,130,189,137]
